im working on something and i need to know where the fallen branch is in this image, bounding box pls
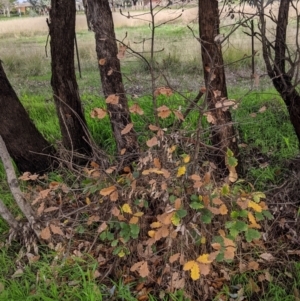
[0,135,40,237]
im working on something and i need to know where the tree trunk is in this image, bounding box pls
[198,0,239,168]
[49,0,91,158]
[259,0,300,143]
[0,62,56,173]
[86,0,139,165]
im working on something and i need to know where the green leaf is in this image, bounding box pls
[221,184,230,196]
[99,231,107,241]
[252,192,266,203]
[262,210,273,220]
[228,156,238,167]
[229,228,239,238]
[225,221,235,229]
[190,201,204,210]
[130,224,140,235]
[215,252,224,262]
[111,239,118,247]
[201,209,213,224]
[255,212,264,221]
[230,211,239,219]
[132,171,139,179]
[107,232,115,241]
[234,221,248,232]
[112,246,123,255]
[190,194,199,202]
[239,210,248,218]
[176,209,187,218]
[169,195,176,203]
[226,148,234,157]
[245,229,261,242]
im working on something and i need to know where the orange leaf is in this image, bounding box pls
[154,86,173,97]
[219,204,228,215]
[111,206,120,216]
[121,123,133,135]
[129,216,139,224]
[100,185,117,196]
[153,158,161,169]
[174,198,181,210]
[169,253,181,263]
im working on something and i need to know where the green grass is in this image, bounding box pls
[0,247,189,301]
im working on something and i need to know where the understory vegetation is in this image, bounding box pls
[1,8,300,301]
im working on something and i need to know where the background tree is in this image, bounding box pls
[254,0,300,143]
[86,0,139,164]
[198,0,239,168]
[49,0,92,159]
[0,62,56,173]
[0,0,15,17]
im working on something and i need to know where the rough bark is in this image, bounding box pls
[86,0,139,164]
[0,62,55,173]
[259,0,300,143]
[49,0,91,157]
[199,0,239,168]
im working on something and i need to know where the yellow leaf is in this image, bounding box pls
[248,200,263,212]
[190,263,200,280]
[86,197,91,205]
[200,237,206,244]
[197,254,212,264]
[183,260,196,271]
[134,212,144,217]
[100,185,117,196]
[177,166,186,177]
[122,204,132,214]
[168,145,177,153]
[248,212,261,229]
[171,213,180,226]
[118,250,125,257]
[148,230,155,238]
[150,222,162,229]
[183,155,190,163]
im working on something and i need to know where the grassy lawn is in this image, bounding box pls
[0,8,300,301]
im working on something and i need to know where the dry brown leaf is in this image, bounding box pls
[97,222,108,233]
[219,204,228,215]
[228,166,238,182]
[157,105,172,119]
[91,108,107,119]
[107,68,113,76]
[139,261,150,277]
[154,86,173,97]
[161,168,170,178]
[224,246,236,260]
[174,198,181,210]
[106,94,119,104]
[40,226,51,240]
[110,190,118,202]
[37,202,45,216]
[100,185,117,196]
[121,123,133,135]
[111,206,120,216]
[44,206,59,213]
[258,106,267,113]
[148,124,160,131]
[248,261,259,271]
[199,263,211,275]
[259,253,275,261]
[169,253,181,263]
[50,224,64,236]
[130,261,144,272]
[129,103,144,115]
[173,110,184,121]
[117,44,127,59]
[146,136,158,147]
[153,158,161,169]
[87,215,100,225]
[189,174,201,181]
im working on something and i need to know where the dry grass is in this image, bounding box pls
[0,8,198,37]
